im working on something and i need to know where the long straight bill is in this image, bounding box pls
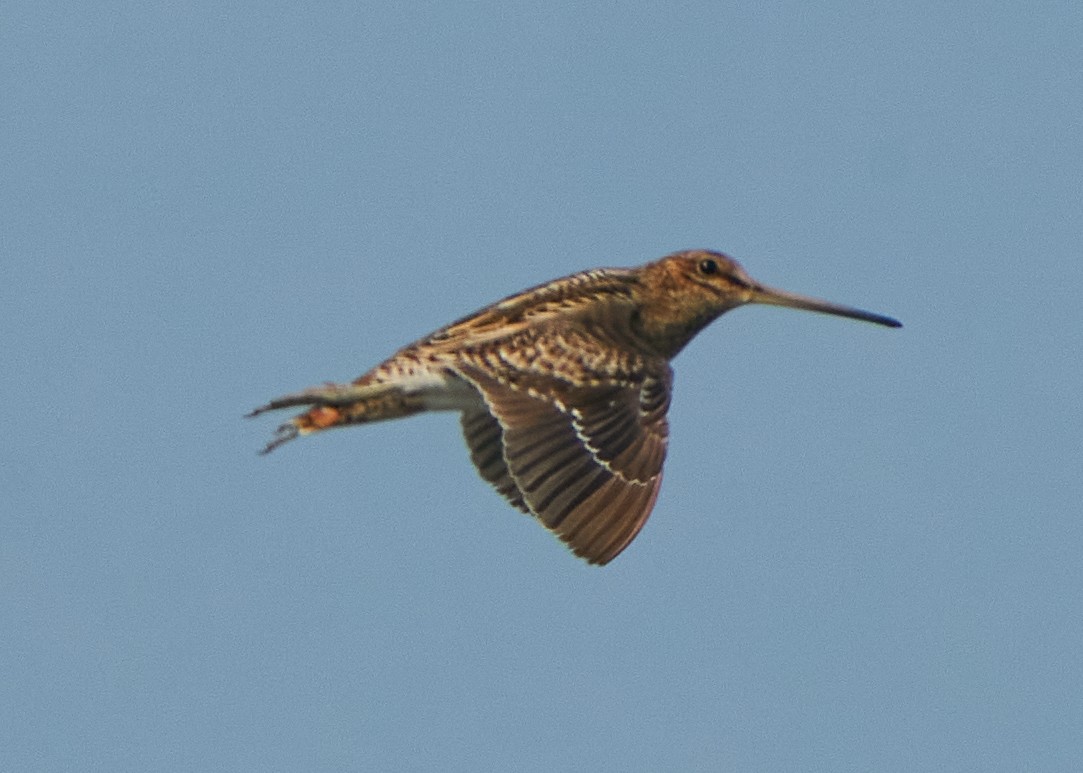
[750,284,902,328]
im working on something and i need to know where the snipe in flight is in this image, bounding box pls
[249,249,900,565]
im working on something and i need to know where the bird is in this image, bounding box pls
[248,249,900,565]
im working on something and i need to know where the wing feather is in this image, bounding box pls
[456,361,670,565]
[460,407,528,513]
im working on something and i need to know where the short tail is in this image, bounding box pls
[247,381,424,454]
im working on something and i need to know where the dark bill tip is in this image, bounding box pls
[751,284,902,329]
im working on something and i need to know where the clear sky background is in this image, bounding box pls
[3,2,1081,771]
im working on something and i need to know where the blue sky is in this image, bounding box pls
[3,2,1081,770]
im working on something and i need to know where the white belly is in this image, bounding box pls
[396,369,482,412]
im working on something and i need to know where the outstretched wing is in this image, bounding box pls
[460,407,529,514]
[456,362,670,565]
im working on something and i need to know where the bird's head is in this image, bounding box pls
[634,250,900,358]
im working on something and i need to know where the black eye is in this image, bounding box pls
[698,258,719,275]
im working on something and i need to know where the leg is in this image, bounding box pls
[248,380,428,454]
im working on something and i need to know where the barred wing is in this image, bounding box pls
[457,364,670,565]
